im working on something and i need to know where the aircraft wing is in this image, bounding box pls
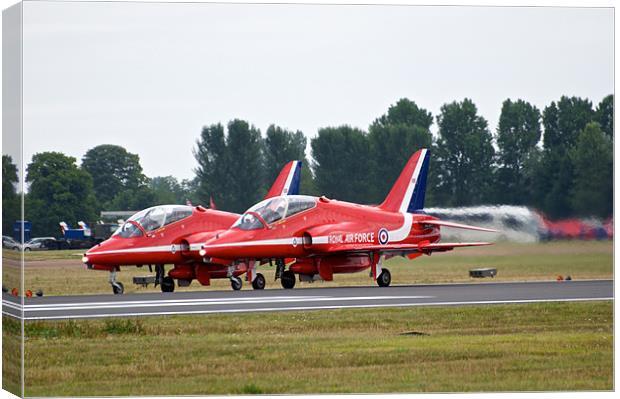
[415,219,498,233]
[321,241,492,257]
[265,160,302,198]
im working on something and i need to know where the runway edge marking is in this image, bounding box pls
[6,297,614,321]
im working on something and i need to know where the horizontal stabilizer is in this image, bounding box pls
[417,220,498,233]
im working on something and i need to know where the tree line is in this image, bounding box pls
[2,94,613,238]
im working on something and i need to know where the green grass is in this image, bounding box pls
[3,241,612,296]
[12,300,613,396]
[3,248,85,261]
[2,322,22,396]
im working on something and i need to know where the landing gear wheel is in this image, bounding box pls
[112,282,124,295]
[377,268,391,287]
[161,276,175,293]
[231,277,243,291]
[252,273,266,290]
[281,270,296,289]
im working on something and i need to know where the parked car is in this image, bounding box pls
[22,237,60,251]
[2,235,20,250]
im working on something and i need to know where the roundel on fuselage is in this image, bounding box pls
[378,228,389,245]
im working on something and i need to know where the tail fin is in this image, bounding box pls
[265,160,302,199]
[379,148,430,213]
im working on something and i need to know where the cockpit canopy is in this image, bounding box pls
[233,195,317,230]
[114,205,194,238]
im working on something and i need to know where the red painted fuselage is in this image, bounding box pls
[200,149,495,287]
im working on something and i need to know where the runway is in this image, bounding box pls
[2,280,613,320]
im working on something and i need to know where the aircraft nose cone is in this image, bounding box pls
[83,240,113,265]
[201,231,243,259]
[83,245,100,264]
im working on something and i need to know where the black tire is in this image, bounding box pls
[251,273,266,290]
[112,282,124,295]
[161,276,175,293]
[24,247,31,252]
[231,277,243,291]
[281,270,296,289]
[377,268,391,287]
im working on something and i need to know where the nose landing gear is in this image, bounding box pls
[377,268,391,287]
[109,270,124,295]
[251,273,266,290]
[230,276,243,291]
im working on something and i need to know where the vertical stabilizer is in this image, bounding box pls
[378,149,430,213]
[265,160,302,198]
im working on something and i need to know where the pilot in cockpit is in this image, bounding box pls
[261,197,287,224]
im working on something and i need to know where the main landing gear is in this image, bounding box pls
[281,270,296,289]
[377,268,391,287]
[273,258,296,289]
[109,270,124,295]
[156,264,175,293]
[161,276,175,293]
[274,258,285,280]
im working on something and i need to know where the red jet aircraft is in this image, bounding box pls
[199,149,497,289]
[82,160,302,294]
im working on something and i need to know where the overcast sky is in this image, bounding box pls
[19,2,613,180]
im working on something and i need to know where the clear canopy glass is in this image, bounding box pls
[114,205,194,238]
[233,195,316,230]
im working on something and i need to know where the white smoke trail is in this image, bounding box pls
[424,205,545,243]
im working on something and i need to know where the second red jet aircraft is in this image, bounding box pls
[199,149,497,289]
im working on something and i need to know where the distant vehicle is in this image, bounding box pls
[2,235,20,250]
[59,221,120,249]
[22,237,60,251]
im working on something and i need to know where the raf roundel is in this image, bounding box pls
[378,228,389,245]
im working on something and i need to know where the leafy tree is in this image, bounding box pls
[311,126,372,203]
[106,185,157,212]
[81,145,148,209]
[570,122,613,218]
[536,96,595,218]
[543,96,594,152]
[151,176,187,205]
[368,99,433,204]
[25,152,97,237]
[264,124,317,195]
[595,94,613,139]
[494,99,541,204]
[180,178,200,206]
[373,98,433,128]
[2,155,20,236]
[194,123,228,207]
[433,99,495,206]
[194,120,264,213]
[149,176,198,206]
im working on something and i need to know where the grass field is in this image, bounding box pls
[3,241,613,296]
[7,300,612,396]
